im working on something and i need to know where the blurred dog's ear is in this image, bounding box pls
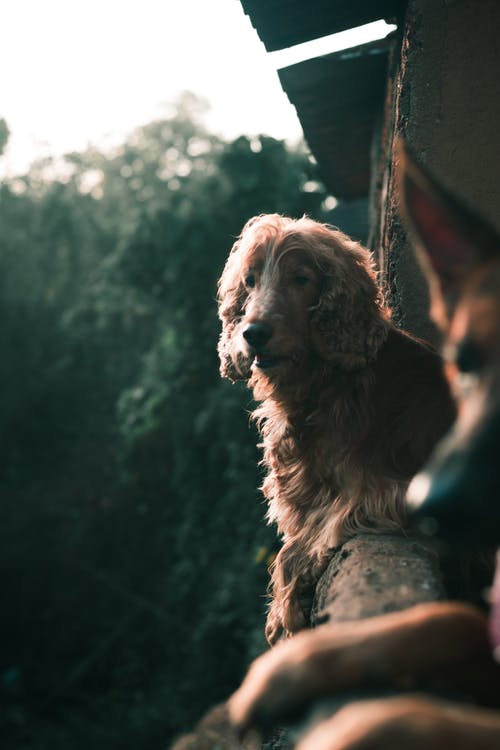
[311,251,388,370]
[396,140,500,325]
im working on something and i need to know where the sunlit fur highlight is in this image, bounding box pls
[217,213,454,644]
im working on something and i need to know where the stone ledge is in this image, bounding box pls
[312,533,445,625]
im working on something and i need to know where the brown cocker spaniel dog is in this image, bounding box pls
[217,214,455,645]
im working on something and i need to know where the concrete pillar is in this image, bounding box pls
[377,0,500,343]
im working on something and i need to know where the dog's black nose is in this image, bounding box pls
[408,406,500,547]
[243,322,272,350]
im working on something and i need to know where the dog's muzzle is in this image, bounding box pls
[243,322,278,370]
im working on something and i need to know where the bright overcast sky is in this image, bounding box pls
[1,0,394,176]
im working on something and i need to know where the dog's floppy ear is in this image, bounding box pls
[217,255,252,382]
[396,140,500,325]
[217,319,250,382]
[310,239,388,370]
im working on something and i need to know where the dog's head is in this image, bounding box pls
[217,214,388,387]
[397,144,500,543]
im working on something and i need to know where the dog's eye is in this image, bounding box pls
[455,339,485,374]
[244,274,255,288]
[293,275,310,287]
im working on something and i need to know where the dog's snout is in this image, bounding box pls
[243,322,272,350]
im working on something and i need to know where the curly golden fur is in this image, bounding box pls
[217,214,455,644]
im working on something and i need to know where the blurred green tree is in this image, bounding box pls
[0,94,328,748]
[0,118,9,155]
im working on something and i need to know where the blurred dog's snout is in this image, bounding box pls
[243,322,272,350]
[408,405,500,545]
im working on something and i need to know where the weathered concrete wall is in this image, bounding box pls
[377,0,500,343]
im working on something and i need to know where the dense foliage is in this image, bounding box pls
[0,96,328,748]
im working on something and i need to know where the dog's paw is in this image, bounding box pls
[295,696,437,750]
[228,632,320,734]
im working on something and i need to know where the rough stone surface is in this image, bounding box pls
[312,533,445,626]
[262,533,447,750]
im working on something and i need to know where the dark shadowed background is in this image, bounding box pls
[0,95,342,748]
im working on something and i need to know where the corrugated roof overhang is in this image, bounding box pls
[278,38,391,199]
[240,0,405,52]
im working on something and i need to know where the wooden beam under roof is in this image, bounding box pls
[278,38,391,199]
[240,0,405,52]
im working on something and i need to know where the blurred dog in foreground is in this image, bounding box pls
[217,207,454,645]
[227,145,500,749]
